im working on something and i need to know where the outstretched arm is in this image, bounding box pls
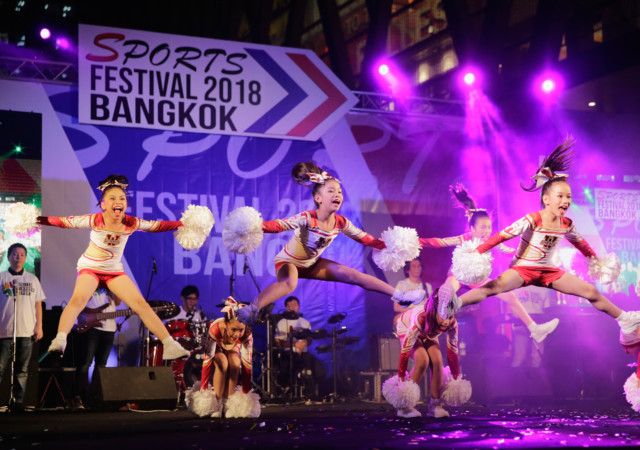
[136,218,183,232]
[564,224,597,258]
[419,232,472,248]
[262,211,308,233]
[339,217,385,249]
[37,215,93,229]
[476,215,533,254]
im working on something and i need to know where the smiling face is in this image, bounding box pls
[100,186,127,220]
[314,179,343,212]
[542,181,572,217]
[224,318,246,344]
[471,216,492,240]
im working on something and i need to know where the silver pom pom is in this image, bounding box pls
[588,252,621,285]
[372,226,420,272]
[224,389,261,418]
[222,206,264,254]
[382,375,421,410]
[624,372,640,413]
[174,205,215,250]
[3,202,40,237]
[441,366,472,406]
[451,238,493,285]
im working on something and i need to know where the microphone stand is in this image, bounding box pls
[229,256,236,297]
[139,258,157,366]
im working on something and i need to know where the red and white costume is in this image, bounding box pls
[200,318,253,393]
[38,214,182,278]
[474,211,596,286]
[262,210,385,270]
[394,304,459,379]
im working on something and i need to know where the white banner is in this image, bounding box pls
[595,188,640,220]
[78,24,356,141]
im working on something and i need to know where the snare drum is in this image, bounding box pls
[166,319,190,338]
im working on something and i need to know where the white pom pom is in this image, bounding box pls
[3,202,40,237]
[451,238,493,285]
[174,205,215,250]
[382,375,421,410]
[222,207,264,254]
[185,385,220,417]
[624,372,640,412]
[588,252,621,285]
[441,366,472,406]
[224,389,261,418]
[372,226,420,272]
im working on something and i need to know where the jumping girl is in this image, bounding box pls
[419,184,559,343]
[437,140,640,337]
[38,175,205,360]
[226,162,425,324]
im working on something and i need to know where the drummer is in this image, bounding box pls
[275,296,310,353]
[168,285,206,324]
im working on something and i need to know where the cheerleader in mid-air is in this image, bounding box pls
[418,184,559,343]
[436,139,640,337]
[222,162,425,325]
[5,175,214,360]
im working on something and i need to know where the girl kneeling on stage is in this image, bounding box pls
[186,298,260,418]
[383,289,471,419]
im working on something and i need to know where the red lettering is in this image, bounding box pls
[86,33,125,62]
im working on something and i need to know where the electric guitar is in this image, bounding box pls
[73,300,179,333]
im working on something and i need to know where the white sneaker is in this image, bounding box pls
[392,289,425,306]
[211,410,222,418]
[48,336,67,354]
[619,311,640,335]
[162,340,190,360]
[530,318,559,343]
[428,405,450,418]
[397,407,421,418]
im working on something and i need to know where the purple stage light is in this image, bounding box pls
[541,79,555,93]
[56,37,70,50]
[463,72,476,86]
[378,64,390,76]
[39,28,51,40]
[534,71,564,102]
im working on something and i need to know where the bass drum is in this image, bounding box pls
[182,350,214,389]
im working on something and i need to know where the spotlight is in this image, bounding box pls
[39,28,51,40]
[378,64,389,76]
[533,71,564,102]
[55,37,71,50]
[463,72,476,86]
[458,67,482,91]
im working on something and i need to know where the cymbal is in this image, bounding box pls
[292,328,312,340]
[336,327,348,335]
[316,344,346,354]
[328,312,346,324]
[148,300,180,320]
[311,328,329,339]
[337,336,360,346]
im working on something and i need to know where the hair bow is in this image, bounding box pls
[97,179,129,192]
[307,171,340,184]
[220,296,245,319]
[464,208,487,220]
[532,167,569,188]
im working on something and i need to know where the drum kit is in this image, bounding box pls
[142,301,214,393]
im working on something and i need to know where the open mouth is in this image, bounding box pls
[332,199,341,206]
[559,205,569,212]
[113,207,124,215]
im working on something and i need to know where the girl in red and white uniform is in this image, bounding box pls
[188,298,259,418]
[237,162,424,324]
[438,140,640,336]
[41,175,190,360]
[419,184,559,343]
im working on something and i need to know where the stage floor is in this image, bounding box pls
[1,400,639,449]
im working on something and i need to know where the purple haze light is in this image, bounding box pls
[534,71,564,102]
[39,28,51,40]
[55,37,70,50]
[378,64,390,76]
[463,72,476,86]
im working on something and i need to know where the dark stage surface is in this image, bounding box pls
[2,400,640,449]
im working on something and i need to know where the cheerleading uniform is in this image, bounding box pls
[262,210,385,270]
[200,318,253,393]
[38,214,182,281]
[475,211,596,287]
[394,303,459,379]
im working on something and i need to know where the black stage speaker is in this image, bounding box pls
[90,366,177,411]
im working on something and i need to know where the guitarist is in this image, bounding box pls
[70,287,121,411]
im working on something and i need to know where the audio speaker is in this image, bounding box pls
[90,366,177,411]
[370,334,401,371]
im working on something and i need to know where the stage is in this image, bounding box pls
[2,400,639,449]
